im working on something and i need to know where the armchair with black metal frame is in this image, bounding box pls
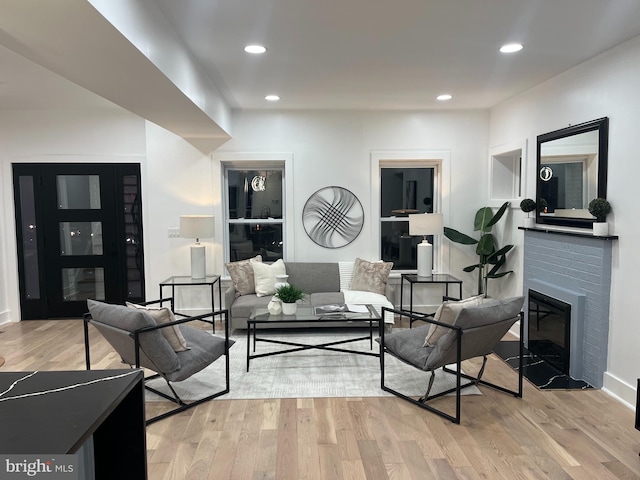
[83,297,234,425]
[378,296,524,424]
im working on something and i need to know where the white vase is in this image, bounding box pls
[274,274,289,291]
[267,297,282,315]
[281,302,297,315]
[524,216,535,228]
[593,222,609,236]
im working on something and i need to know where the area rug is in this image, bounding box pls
[146,330,481,401]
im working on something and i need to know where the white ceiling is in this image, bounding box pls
[153,0,640,110]
[2,0,640,114]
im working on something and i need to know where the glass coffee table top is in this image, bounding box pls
[246,304,381,371]
[249,304,380,322]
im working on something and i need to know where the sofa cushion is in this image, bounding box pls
[126,302,189,352]
[351,258,393,295]
[310,292,345,306]
[252,259,287,297]
[226,255,262,297]
[378,325,434,370]
[168,327,235,382]
[230,294,273,320]
[285,262,340,294]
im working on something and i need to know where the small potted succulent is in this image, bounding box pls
[588,198,612,236]
[275,284,306,315]
[519,198,537,228]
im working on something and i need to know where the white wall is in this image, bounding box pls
[0,107,215,323]
[143,122,216,309]
[0,108,144,323]
[214,109,495,304]
[490,35,640,406]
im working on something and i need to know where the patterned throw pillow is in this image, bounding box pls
[423,295,485,347]
[350,258,393,295]
[126,302,189,352]
[252,259,287,297]
[226,255,262,297]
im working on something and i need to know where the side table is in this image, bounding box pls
[159,275,221,319]
[400,273,463,327]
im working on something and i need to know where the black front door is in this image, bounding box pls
[13,163,145,319]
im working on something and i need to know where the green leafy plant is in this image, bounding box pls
[275,284,306,303]
[520,198,536,218]
[444,201,514,296]
[588,198,611,222]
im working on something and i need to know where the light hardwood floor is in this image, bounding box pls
[1,318,639,480]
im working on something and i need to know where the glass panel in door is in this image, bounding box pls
[59,222,103,256]
[56,175,101,209]
[61,267,105,301]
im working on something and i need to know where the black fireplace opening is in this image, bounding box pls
[528,290,572,375]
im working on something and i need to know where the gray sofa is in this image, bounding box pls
[224,261,395,330]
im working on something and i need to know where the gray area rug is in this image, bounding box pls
[146,330,481,401]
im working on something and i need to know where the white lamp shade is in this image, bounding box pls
[180,215,215,240]
[409,213,444,236]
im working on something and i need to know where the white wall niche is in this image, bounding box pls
[488,140,527,207]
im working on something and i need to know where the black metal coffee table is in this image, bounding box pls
[246,304,381,371]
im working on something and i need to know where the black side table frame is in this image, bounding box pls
[400,273,463,327]
[159,275,221,320]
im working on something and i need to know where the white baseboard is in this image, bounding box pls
[0,310,12,326]
[602,372,636,409]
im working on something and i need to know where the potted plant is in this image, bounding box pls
[444,201,514,296]
[275,284,306,315]
[588,198,612,236]
[520,198,537,228]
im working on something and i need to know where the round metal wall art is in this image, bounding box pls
[302,186,364,249]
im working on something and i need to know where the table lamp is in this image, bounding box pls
[409,213,444,277]
[180,215,215,279]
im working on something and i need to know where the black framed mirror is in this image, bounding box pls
[536,117,608,228]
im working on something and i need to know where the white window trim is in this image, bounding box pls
[212,152,294,266]
[370,150,451,274]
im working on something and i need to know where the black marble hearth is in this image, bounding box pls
[494,341,593,390]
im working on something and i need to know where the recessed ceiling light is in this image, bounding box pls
[265,95,280,102]
[436,94,452,101]
[500,43,523,53]
[244,45,267,54]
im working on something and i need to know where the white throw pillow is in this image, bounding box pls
[126,302,190,352]
[252,259,287,297]
[423,295,485,347]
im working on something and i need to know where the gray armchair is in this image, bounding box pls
[378,296,524,424]
[84,298,234,425]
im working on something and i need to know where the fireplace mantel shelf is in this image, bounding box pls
[518,226,618,240]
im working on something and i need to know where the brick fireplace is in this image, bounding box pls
[522,228,616,388]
